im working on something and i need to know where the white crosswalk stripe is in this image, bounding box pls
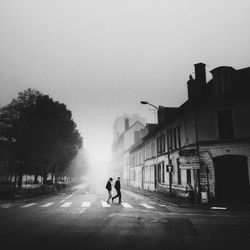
[21,203,37,208]
[158,204,168,208]
[61,202,72,208]
[81,201,90,207]
[140,203,155,209]
[101,200,111,207]
[1,200,165,210]
[121,202,133,208]
[40,202,54,208]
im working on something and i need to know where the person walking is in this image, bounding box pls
[185,182,194,203]
[106,178,113,204]
[112,177,122,204]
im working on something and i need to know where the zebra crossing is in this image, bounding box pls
[0,200,168,211]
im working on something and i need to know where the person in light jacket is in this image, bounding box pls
[106,178,113,204]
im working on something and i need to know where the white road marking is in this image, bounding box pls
[21,203,37,208]
[140,203,155,209]
[158,204,168,208]
[40,202,54,208]
[79,208,86,213]
[121,202,133,208]
[211,206,228,210]
[101,200,111,207]
[61,202,72,208]
[60,188,82,203]
[81,201,90,207]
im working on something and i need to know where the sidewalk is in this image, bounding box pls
[124,186,250,212]
[0,182,77,204]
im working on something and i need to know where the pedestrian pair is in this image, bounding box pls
[106,177,122,204]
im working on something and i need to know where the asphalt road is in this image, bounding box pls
[1,184,250,250]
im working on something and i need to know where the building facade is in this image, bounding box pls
[129,63,250,203]
[112,115,146,185]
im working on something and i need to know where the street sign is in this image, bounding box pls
[179,163,200,170]
[166,164,173,172]
[179,149,197,157]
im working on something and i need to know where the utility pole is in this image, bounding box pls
[194,110,201,204]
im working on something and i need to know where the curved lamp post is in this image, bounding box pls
[140,101,159,110]
[140,101,159,123]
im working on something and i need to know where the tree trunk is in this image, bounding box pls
[17,171,23,188]
[43,173,48,184]
[12,170,17,200]
[8,171,13,189]
[34,173,39,184]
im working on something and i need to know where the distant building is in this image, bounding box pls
[129,63,250,203]
[113,115,146,142]
[112,115,146,185]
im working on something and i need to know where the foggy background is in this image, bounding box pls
[1,0,250,180]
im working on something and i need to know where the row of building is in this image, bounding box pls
[112,63,250,203]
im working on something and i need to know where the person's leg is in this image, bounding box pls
[112,190,118,202]
[106,191,109,202]
[118,190,121,203]
[107,191,112,203]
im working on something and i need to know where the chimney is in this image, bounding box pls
[125,118,129,131]
[194,63,206,84]
[187,63,206,100]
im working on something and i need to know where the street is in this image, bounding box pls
[1,184,250,250]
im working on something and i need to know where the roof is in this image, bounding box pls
[116,120,145,140]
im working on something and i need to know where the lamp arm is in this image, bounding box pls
[147,103,159,110]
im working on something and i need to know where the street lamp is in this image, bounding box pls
[140,101,159,110]
[140,101,159,123]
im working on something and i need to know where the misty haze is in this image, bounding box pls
[1,1,250,250]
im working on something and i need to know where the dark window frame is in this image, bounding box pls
[162,162,165,183]
[216,108,234,140]
[177,158,181,185]
[167,129,173,151]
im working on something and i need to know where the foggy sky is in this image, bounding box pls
[1,0,250,170]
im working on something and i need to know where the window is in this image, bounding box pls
[173,126,181,149]
[158,163,161,183]
[167,129,173,151]
[157,134,165,155]
[216,108,234,140]
[146,141,156,159]
[184,119,189,144]
[150,165,154,182]
[162,162,165,183]
[177,158,181,185]
[187,169,191,184]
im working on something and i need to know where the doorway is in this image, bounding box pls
[214,155,250,202]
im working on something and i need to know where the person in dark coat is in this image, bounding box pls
[106,178,113,204]
[112,177,122,204]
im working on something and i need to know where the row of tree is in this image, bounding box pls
[0,88,86,189]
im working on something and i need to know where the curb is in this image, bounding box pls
[148,195,179,207]
[124,187,181,207]
[124,186,207,209]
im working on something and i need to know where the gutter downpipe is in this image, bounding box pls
[166,128,172,197]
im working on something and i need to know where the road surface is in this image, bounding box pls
[1,184,250,250]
